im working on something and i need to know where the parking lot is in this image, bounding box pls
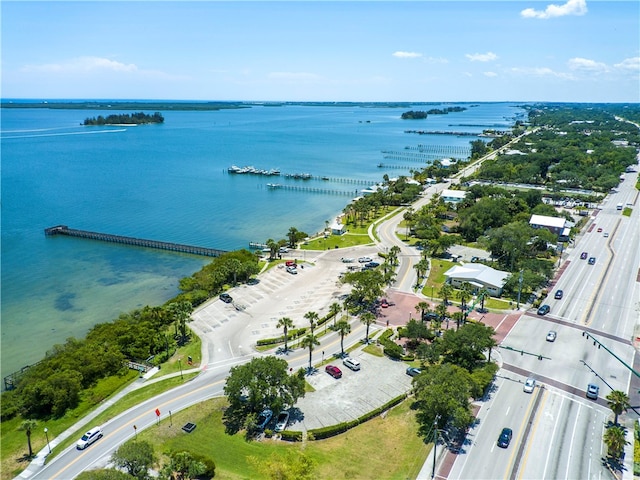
[288,349,413,431]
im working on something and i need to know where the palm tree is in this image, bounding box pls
[477,289,491,313]
[265,238,279,260]
[439,283,454,306]
[603,425,628,461]
[19,419,38,458]
[276,317,294,352]
[403,208,414,239]
[329,302,341,327]
[333,320,352,356]
[300,333,320,373]
[388,245,401,266]
[606,390,631,425]
[458,282,473,323]
[360,311,376,344]
[415,301,429,323]
[304,311,319,334]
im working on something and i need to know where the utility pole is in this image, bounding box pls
[516,269,523,310]
[432,415,439,478]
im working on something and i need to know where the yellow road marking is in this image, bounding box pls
[516,388,548,479]
[504,386,541,479]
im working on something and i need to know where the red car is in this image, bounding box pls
[597,227,602,232]
[325,365,342,379]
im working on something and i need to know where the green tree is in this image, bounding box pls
[266,238,279,260]
[224,356,305,419]
[161,451,207,480]
[112,440,156,480]
[440,322,496,371]
[606,390,631,425]
[304,311,319,334]
[477,289,491,313]
[415,301,430,323]
[412,363,476,433]
[300,333,320,373]
[603,425,629,461]
[360,311,376,344]
[439,284,454,306]
[332,319,352,356]
[329,302,341,327]
[276,317,295,352]
[457,282,473,325]
[19,419,37,458]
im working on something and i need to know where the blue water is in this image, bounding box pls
[0,102,524,379]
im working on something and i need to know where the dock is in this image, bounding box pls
[44,225,227,257]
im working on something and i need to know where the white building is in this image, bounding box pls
[529,214,567,236]
[444,263,510,297]
[441,189,467,204]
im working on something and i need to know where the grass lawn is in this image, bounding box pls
[138,396,429,480]
[301,232,373,251]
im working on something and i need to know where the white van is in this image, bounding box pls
[343,357,361,371]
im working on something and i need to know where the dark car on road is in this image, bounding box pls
[588,257,596,265]
[554,290,563,300]
[580,252,588,260]
[219,293,233,303]
[325,365,342,379]
[497,427,513,448]
[537,304,550,316]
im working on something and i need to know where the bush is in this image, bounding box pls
[280,430,303,442]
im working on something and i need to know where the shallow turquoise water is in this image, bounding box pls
[0,102,524,379]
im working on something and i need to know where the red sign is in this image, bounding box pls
[155,408,161,417]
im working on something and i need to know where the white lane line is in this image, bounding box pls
[543,395,564,479]
[564,402,582,480]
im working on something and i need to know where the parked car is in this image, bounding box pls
[343,356,361,371]
[406,367,422,377]
[256,409,273,430]
[219,293,233,303]
[497,427,513,448]
[554,290,563,300]
[580,252,588,260]
[341,257,354,263]
[537,304,550,316]
[274,411,290,432]
[546,330,557,342]
[77,426,103,450]
[523,377,536,393]
[588,257,596,265]
[325,365,342,379]
[586,383,599,400]
[286,266,298,274]
[470,256,479,263]
[358,256,372,263]
[285,260,296,267]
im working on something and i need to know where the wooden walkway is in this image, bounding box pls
[44,225,227,257]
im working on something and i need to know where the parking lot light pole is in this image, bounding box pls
[44,427,50,454]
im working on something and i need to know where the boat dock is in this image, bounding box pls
[44,225,227,257]
[266,184,357,196]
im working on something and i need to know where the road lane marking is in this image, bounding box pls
[47,379,226,479]
[517,387,549,479]
[505,385,541,479]
[564,402,582,480]
[542,394,565,479]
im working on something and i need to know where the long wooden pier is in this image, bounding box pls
[44,225,227,257]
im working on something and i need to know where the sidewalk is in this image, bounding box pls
[17,366,199,479]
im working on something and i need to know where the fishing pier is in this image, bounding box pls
[44,225,227,257]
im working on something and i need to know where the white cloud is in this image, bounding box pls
[483,71,498,77]
[521,0,587,19]
[614,57,640,71]
[466,52,498,62]
[23,56,138,73]
[568,57,608,73]
[510,66,572,79]
[392,51,423,59]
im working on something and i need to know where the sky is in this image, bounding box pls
[1,0,639,102]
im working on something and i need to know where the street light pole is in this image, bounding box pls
[178,358,183,379]
[44,427,51,454]
[432,416,439,478]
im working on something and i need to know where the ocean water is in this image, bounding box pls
[0,102,524,380]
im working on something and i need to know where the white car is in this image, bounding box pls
[546,330,557,342]
[286,266,297,275]
[274,410,290,432]
[341,257,355,263]
[76,426,103,449]
[523,377,536,394]
[358,256,372,263]
[343,356,361,371]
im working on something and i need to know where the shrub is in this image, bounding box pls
[280,430,303,442]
